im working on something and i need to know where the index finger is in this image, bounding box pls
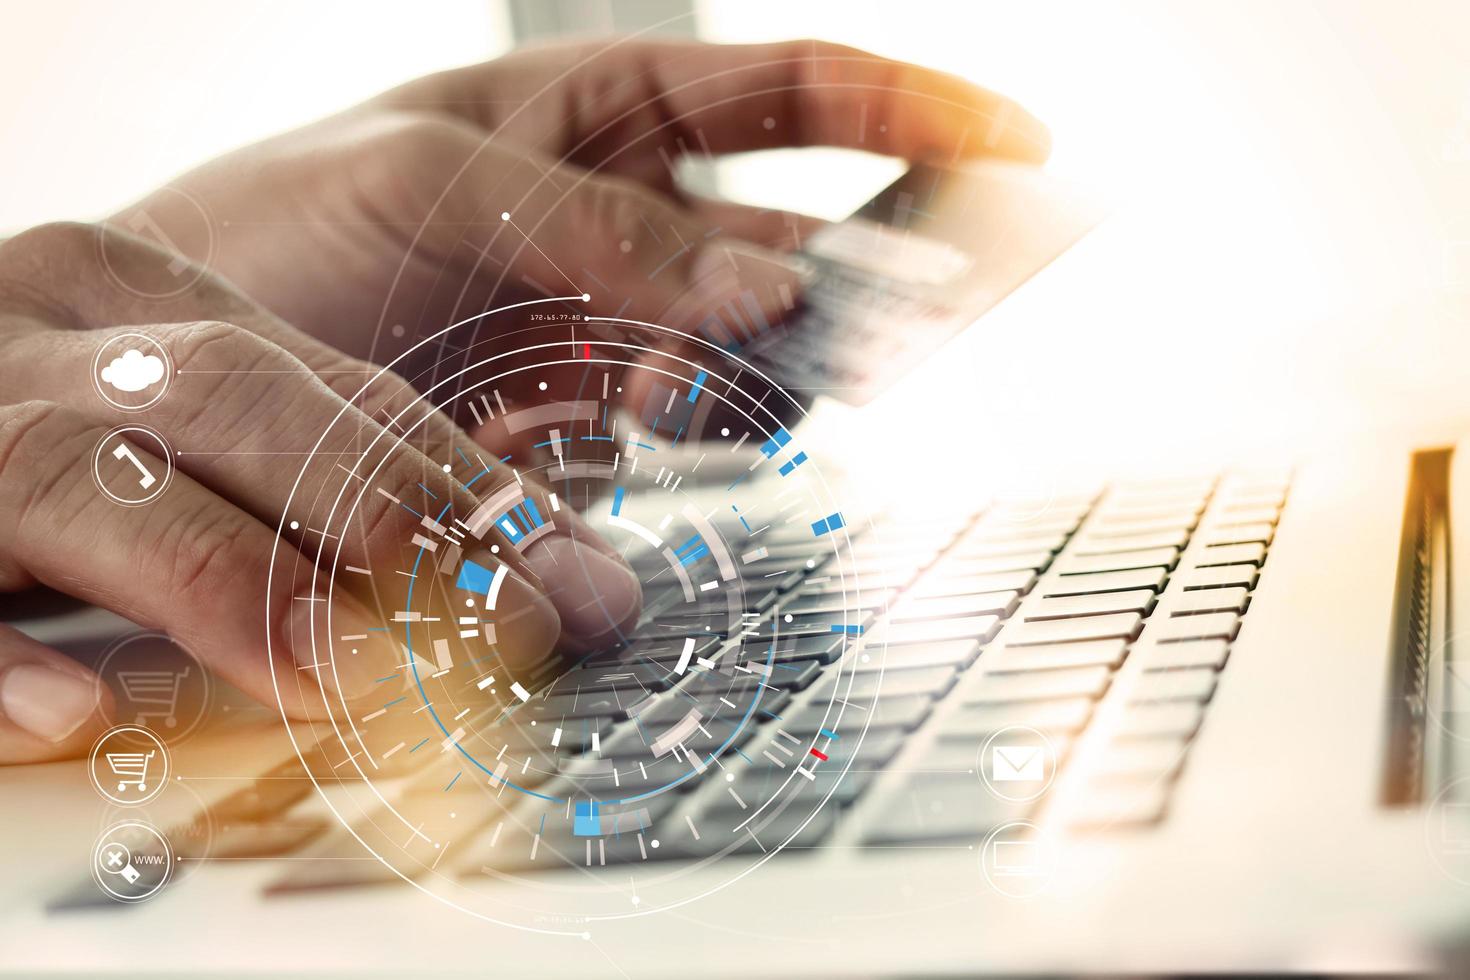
[643,38,1051,163]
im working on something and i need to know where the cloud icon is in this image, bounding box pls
[100,348,165,392]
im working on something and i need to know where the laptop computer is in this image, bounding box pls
[4,159,1469,977]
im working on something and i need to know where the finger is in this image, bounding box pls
[644,39,1051,163]
[0,401,395,718]
[683,197,826,253]
[390,129,808,343]
[394,37,1049,170]
[0,624,115,764]
[0,225,633,652]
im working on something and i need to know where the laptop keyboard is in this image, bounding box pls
[51,467,1290,906]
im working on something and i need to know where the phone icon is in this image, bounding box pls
[93,426,173,505]
[111,442,156,489]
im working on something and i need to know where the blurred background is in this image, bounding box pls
[4,0,1470,483]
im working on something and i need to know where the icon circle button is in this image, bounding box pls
[92,424,174,506]
[89,724,170,806]
[93,821,173,903]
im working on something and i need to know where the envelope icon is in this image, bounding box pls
[991,744,1044,782]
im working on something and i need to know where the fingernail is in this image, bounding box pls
[983,103,1051,163]
[523,536,642,643]
[291,592,397,702]
[1,664,103,742]
[476,558,563,670]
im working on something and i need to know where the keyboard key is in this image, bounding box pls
[789,695,934,735]
[813,666,959,702]
[207,818,329,859]
[1042,566,1168,597]
[779,593,887,616]
[552,662,679,694]
[965,666,1111,704]
[986,638,1128,672]
[1179,564,1258,591]
[759,660,824,692]
[655,804,840,860]
[857,640,980,672]
[1074,528,1189,554]
[866,615,1000,646]
[1129,668,1217,702]
[207,761,313,821]
[1005,612,1141,646]
[748,633,847,665]
[803,571,914,593]
[1064,782,1168,828]
[515,692,633,723]
[1217,485,1286,506]
[1194,542,1266,567]
[1115,702,1203,738]
[909,569,1036,598]
[863,773,1027,843]
[938,698,1093,737]
[889,590,1020,622]
[1093,737,1190,780]
[939,551,1053,576]
[1198,523,1274,547]
[1210,505,1281,527]
[1054,548,1177,575]
[952,534,1067,558]
[1135,638,1230,670]
[1166,587,1249,615]
[1025,590,1156,620]
[1087,516,1196,538]
[1152,612,1241,642]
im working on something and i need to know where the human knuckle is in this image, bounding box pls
[0,221,102,264]
[0,401,98,530]
[161,500,261,601]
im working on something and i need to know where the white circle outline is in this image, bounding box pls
[96,631,213,743]
[90,331,174,411]
[979,725,1059,803]
[91,424,174,506]
[979,819,1052,900]
[88,724,171,806]
[266,299,880,930]
[91,821,173,903]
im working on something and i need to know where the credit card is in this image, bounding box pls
[739,161,1108,404]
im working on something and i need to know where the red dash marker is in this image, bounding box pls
[809,748,829,762]
[583,343,592,359]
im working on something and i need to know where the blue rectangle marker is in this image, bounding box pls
[687,370,708,403]
[758,427,793,459]
[830,624,864,635]
[811,512,845,536]
[611,486,626,517]
[573,801,602,837]
[778,451,808,477]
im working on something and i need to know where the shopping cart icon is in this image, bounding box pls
[105,750,156,794]
[117,666,190,728]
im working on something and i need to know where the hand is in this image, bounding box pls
[112,38,1049,403]
[0,223,641,763]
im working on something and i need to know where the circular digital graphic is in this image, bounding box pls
[96,631,212,744]
[98,185,216,299]
[91,331,173,411]
[980,820,1053,899]
[979,725,1058,803]
[92,821,173,903]
[266,305,881,931]
[1425,776,1470,889]
[92,424,174,506]
[89,724,171,806]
